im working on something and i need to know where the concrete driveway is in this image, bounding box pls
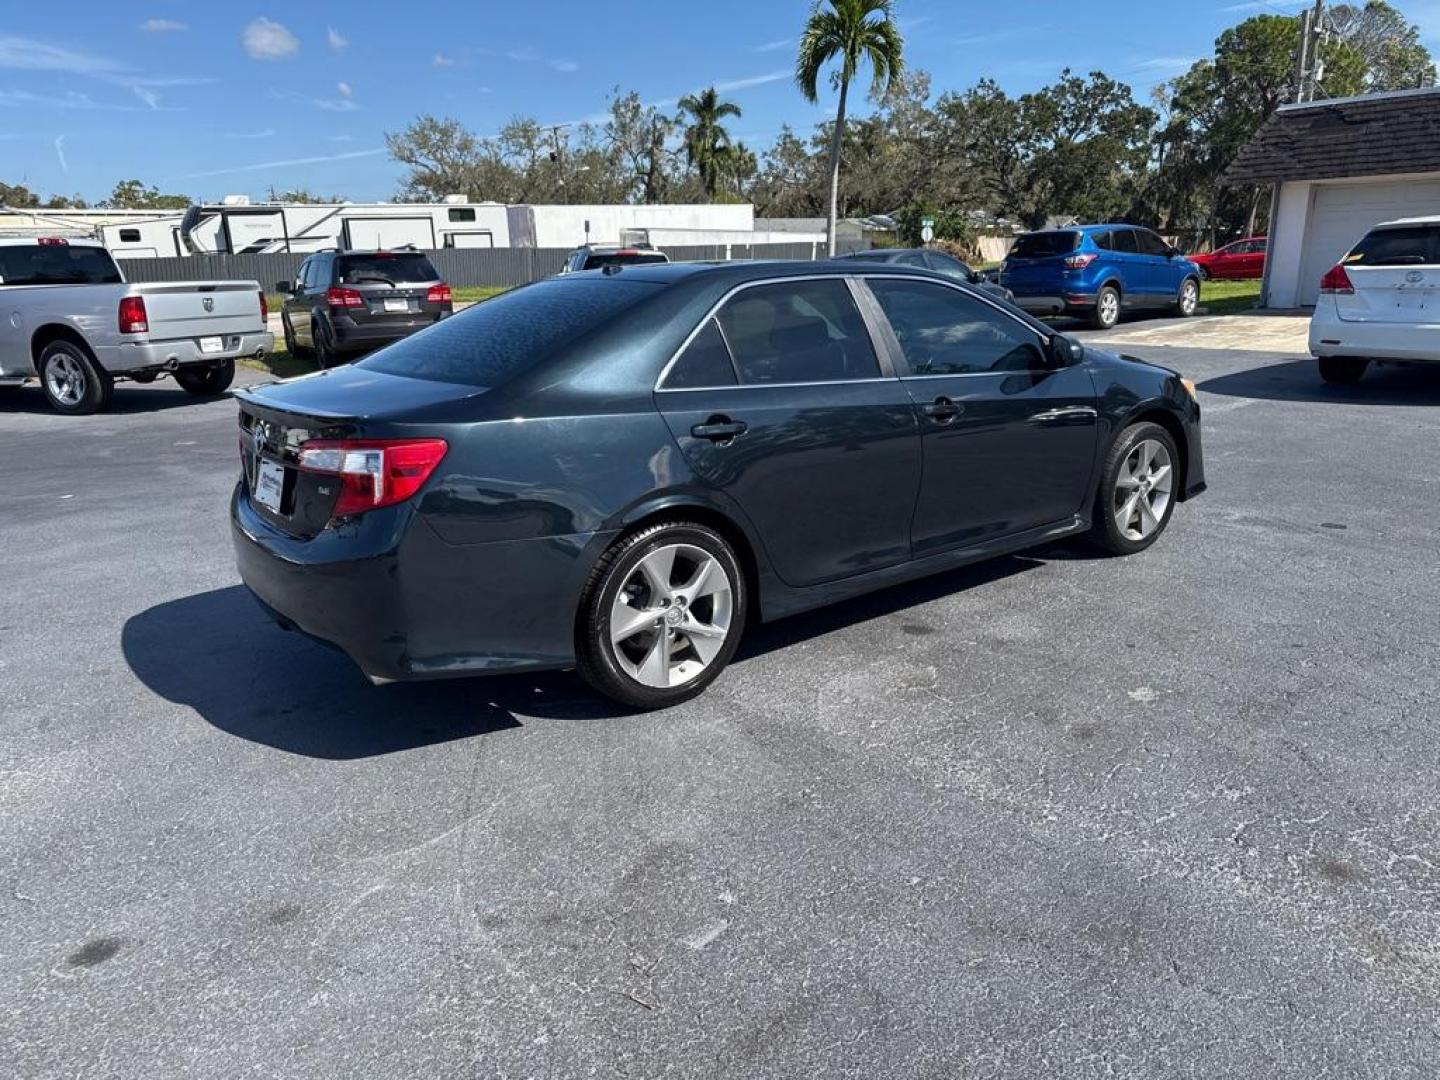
[3,344,1439,1078]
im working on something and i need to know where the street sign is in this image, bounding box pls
[921,216,935,228]
[921,225,935,244]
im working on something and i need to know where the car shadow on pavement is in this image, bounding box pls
[1199,358,1440,406]
[121,586,627,760]
[1,385,222,416]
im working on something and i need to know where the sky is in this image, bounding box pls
[3,0,1439,204]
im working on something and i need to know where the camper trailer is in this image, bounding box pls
[100,198,514,257]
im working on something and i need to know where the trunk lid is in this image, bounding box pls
[236,365,482,539]
[136,281,264,338]
[1335,224,1440,325]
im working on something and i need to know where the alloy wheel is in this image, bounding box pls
[609,543,734,689]
[1113,439,1173,541]
[45,353,86,407]
[1098,289,1120,326]
[1180,280,1199,315]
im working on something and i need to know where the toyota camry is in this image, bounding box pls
[232,260,1205,708]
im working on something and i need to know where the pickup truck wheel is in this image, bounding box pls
[174,359,235,397]
[39,340,112,416]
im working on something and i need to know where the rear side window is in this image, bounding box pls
[717,279,880,385]
[1344,226,1440,266]
[1113,230,1140,254]
[358,278,658,387]
[663,320,737,389]
[1093,231,1114,251]
[1010,231,1080,258]
[0,244,123,286]
[336,253,440,284]
[870,279,1047,375]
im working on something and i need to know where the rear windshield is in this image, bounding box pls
[336,253,440,285]
[1009,231,1080,258]
[1344,226,1440,267]
[583,251,668,270]
[0,244,123,286]
[357,277,658,387]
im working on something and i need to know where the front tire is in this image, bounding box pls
[1174,277,1200,317]
[1087,422,1180,556]
[1318,356,1367,384]
[1090,285,1121,330]
[174,359,235,397]
[39,340,112,415]
[576,522,746,709]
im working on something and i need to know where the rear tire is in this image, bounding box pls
[313,321,336,369]
[1086,422,1180,556]
[1090,285,1121,330]
[282,315,309,359]
[576,522,746,710]
[1318,356,1367,384]
[38,339,112,416]
[174,359,235,397]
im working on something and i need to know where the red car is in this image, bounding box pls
[1188,236,1267,280]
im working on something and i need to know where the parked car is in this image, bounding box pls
[277,249,453,368]
[1309,216,1440,384]
[560,243,670,273]
[842,248,1016,303]
[1000,225,1203,330]
[1188,237,1267,280]
[233,259,1205,708]
[0,237,270,414]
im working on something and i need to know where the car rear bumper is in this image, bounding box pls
[1309,304,1440,362]
[95,330,274,373]
[230,482,613,682]
[330,312,449,354]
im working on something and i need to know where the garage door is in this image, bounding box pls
[1298,178,1440,305]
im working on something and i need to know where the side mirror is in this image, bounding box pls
[1050,335,1084,367]
[275,280,292,294]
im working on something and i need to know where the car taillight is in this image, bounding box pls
[297,438,448,518]
[426,282,452,304]
[326,286,364,308]
[118,296,148,334]
[1320,264,1354,295]
[259,290,268,319]
[1063,253,1098,269]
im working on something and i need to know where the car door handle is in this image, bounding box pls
[921,397,964,423]
[691,416,748,442]
[1030,406,1098,425]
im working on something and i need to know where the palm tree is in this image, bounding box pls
[678,87,742,199]
[796,0,904,255]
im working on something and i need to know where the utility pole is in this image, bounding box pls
[1293,0,1327,103]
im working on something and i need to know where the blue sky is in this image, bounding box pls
[3,0,1439,203]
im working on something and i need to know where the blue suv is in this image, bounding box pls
[999,225,1202,330]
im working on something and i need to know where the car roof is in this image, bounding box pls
[1371,215,1440,228]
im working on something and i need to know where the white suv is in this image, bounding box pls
[1309,216,1440,384]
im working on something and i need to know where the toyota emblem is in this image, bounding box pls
[202,296,215,312]
[1406,270,1424,284]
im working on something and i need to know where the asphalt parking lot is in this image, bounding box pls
[4,334,1440,1079]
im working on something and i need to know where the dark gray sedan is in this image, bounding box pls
[844,247,1015,303]
[233,260,1204,708]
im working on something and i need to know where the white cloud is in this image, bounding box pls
[53,134,67,173]
[433,53,456,67]
[752,37,792,53]
[243,18,298,61]
[327,26,348,53]
[225,128,276,139]
[499,47,578,73]
[550,58,578,72]
[178,146,386,180]
[0,35,125,77]
[142,18,187,33]
[713,70,790,94]
[0,89,148,111]
[337,81,353,99]
[132,85,161,109]
[271,89,358,112]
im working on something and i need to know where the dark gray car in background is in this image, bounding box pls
[277,249,453,368]
[844,247,1016,303]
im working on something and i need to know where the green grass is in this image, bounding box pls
[1200,278,1261,316]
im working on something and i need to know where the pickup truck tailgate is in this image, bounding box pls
[137,281,263,339]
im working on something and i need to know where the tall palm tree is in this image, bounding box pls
[796,0,904,254]
[678,87,742,199]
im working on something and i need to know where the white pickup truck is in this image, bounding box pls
[0,237,273,414]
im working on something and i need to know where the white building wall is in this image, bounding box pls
[526,204,755,248]
[1264,180,1314,309]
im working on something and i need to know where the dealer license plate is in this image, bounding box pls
[384,298,408,313]
[254,460,285,512]
[199,336,224,354]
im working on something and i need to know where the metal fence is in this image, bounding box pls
[117,240,868,289]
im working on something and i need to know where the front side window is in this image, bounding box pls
[716,279,880,385]
[869,279,1047,375]
[663,319,737,389]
